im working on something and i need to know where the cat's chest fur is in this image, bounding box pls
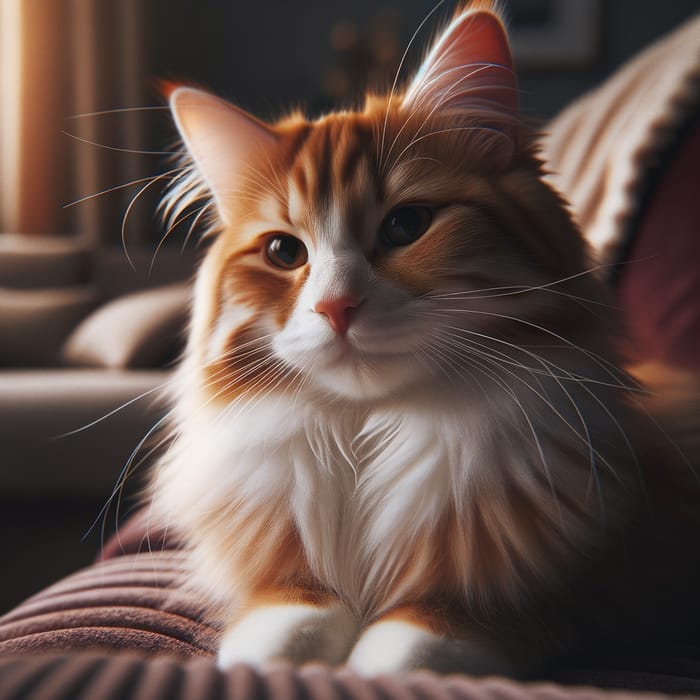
[159,388,549,615]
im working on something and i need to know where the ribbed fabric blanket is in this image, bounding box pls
[2,509,700,698]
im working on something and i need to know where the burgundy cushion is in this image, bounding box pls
[616,114,700,369]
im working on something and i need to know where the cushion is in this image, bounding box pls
[62,284,190,369]
[1,510,700,698]
[0,286,99,367]
[0,234,91,289]
[616,114,700,369]
[542,13,700,370]
[542,12,700,263]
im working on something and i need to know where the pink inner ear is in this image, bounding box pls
[404,10,517,117]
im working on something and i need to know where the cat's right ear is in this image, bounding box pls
[168,86,277,222]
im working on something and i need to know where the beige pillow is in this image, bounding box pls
[62,284,190,369]
[0,286,100,366]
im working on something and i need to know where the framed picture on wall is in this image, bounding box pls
[508,0,600,68]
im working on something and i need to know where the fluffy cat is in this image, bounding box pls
[149,0,700,676]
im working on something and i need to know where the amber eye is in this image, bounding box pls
[379,205,432,248]
[264,234,308,270]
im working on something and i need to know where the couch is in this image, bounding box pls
[0,238,194,611]
[0,12,699,700]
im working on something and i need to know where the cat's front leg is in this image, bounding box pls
[217,590,359,670]
[346,605,515,677]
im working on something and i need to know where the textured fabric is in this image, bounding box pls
[0,653,686,700]
[0,551,219,659]
[61,284,190,370]
[1,524,700,696]
[542,13,700,265]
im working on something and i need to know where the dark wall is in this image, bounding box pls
[146,0,699,125]
[518,0,700,117]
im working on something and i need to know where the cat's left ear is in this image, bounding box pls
[168,86,277,222]
[402,6,517,124]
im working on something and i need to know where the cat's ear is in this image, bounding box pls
[402,6,517,123]
[169,86,277,221]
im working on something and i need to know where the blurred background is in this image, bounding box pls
[0,0,698,613]
[1,0,698,243]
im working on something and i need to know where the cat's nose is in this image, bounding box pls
[314,295,363,335]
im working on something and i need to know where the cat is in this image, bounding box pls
[149,0,700,677]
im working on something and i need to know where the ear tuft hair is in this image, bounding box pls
[402,4,517,125]
[168,87,277,225]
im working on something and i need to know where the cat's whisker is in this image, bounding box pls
[452,344,566,526]
[182,202,216,253]
[85,409,174,542]
[64,169,182,209]
[202,350,285,406]
[390,124,512,174]
[109,428,175,550]
[385,62,516,175]
[436,306,639,392]
[412,306,640,392]
[55,380,171,438]
[61,129,176,156]
[201,337,278,376]
[437,328,625,497]
[428,285,618,311]
[219,365,293,425]
[435,330,604,512]
[422,262,620,308]
[150,206,206,274]
[198,357,278,396]
[255,151,290,204]
[67,105,171,119]
[120,167,188,270]
[377,0,448,173]
[287,357,316,415]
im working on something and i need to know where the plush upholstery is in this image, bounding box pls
[1,513,700,697]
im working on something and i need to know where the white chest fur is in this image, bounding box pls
[155,389,517,614]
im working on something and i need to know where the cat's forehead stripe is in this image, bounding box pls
[287,117,374,245]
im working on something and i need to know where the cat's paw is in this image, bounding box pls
[346,619,514,676]
[217,602,358,670]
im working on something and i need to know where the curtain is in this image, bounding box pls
[0,0,146,244]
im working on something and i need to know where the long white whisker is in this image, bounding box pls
[55,381,170,438]
[68,105,171,119]
[62,130,175,156]
[378,0,447,173]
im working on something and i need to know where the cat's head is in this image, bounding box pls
[166,0,606,405]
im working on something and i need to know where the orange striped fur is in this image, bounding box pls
[150,0,700,676]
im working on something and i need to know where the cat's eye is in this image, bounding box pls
[264,234,308,270]
[379,205,433,248]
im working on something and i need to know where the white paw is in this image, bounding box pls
[217,602,358,670]
[346,620,513,676]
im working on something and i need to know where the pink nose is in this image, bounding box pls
[314,295,363,335]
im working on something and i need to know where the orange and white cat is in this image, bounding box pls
[150,1,700,676]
